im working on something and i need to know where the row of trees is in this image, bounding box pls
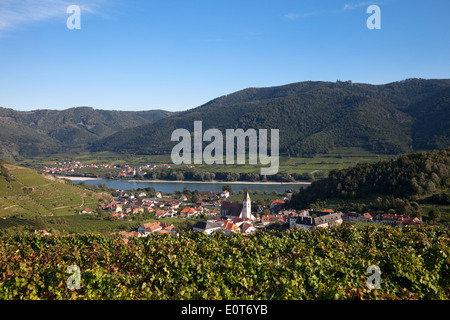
[334,197,424,217]
[139,168,319,182]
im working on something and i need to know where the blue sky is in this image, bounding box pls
[0,0,449,112]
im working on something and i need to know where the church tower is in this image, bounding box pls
[240,192,254,220]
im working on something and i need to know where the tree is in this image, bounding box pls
[428,208,441,221]
[136,174,144,180]
[191,191,200,204]
[310,200,327,211]
[222,184,233,193]
[105,172,114,180]
[145,187,156,197]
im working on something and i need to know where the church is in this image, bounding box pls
[220,192,256,220]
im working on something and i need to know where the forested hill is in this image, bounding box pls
[289,148,450,209]
[92,78,450,156]
[0,107,171,158]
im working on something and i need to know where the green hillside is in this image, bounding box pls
[92,78,450,157]
[0,161,108,234]
[289,148,450,224]
[0,106,172,159]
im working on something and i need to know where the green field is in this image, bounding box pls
[49,215,206,235]
[17,147,395,179]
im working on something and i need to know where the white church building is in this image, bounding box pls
[220,192,256,221]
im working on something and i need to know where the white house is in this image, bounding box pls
[289,212,343,230]
[241,222,256,234]
[221,190,230,198]
[138,222,163,235]
[193,220,222,234]
[221,221,240,235]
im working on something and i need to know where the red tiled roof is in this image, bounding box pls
[222,221,239,231]
[363,212,373,219]
[241,223,254,232]
[181,207,197,214]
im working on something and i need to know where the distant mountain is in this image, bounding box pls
[0,107,172,158]
[92,78,450,156]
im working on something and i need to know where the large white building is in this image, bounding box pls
[289,211,343,230]
[239,192,255,220]
[220,192,256,220]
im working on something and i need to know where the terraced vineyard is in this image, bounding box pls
[0,224,448,300]
[0,163,106,232]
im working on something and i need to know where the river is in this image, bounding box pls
[64,177,310,194]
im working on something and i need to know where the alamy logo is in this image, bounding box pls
[66,5,81,30]
[366,265,381,289]
[171,121,279,175]
[66,264,81,290]
[367,5,381,30]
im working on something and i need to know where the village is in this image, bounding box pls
[41,161,172,178]
[73,186,424,243]
[37,160,424,240]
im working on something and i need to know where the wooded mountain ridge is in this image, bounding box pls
[1,78,449,159]
[92,78,450,156]
[0,106,171,159]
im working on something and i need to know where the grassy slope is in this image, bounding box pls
[0,163,109,234]
[0,164,101,217]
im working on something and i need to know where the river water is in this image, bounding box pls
[67,178,309,194]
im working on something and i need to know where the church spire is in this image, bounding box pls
[240,191,253,219]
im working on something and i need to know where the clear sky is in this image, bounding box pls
[0,0,449,112]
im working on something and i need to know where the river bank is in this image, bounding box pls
[59,177,310,194]
[59,176,311,185]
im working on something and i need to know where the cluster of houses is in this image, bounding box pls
[41,161,174,178]
[191,192,344,234]
[85,189,228,220]
[192,192,423,236]
[42,161,118,175]
[79,186,424,242]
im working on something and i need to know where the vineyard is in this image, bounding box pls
[0,224,448,300]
